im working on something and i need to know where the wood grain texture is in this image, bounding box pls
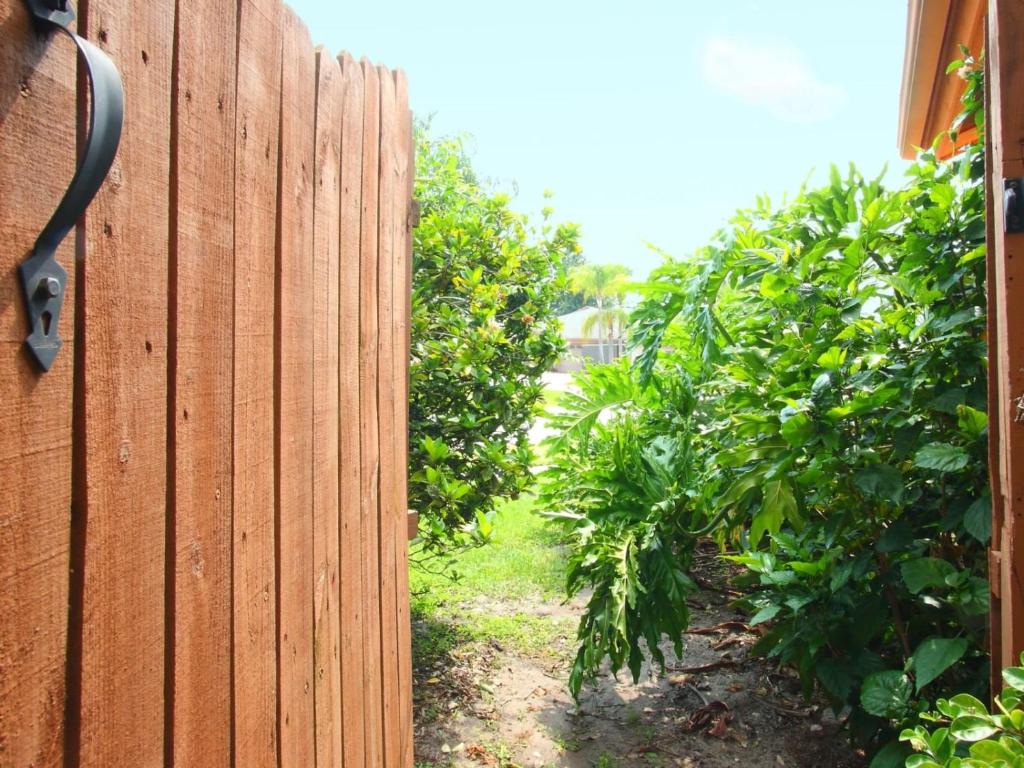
[1,7,415,762]
[0,3,76,764]
[168,0,237,762]
[338,51,367,768]
[312,47,344,768]
[988,0,1024,673]
[358,57,384,768]
[375,63,402,768]
[393,69,416,768]
[73,1,173,764]
[233,0,282,763]
[276,8,316,768]
[984,32,1005,698]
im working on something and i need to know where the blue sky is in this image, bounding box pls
[290,0,912,279]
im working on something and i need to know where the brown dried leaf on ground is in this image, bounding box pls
[465,743,496,765]
[684,699,732,738]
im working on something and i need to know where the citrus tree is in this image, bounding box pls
[410,129,580,558]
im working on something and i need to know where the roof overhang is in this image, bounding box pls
[898,0,985,159]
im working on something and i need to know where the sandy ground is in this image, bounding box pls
[413,545,865,768]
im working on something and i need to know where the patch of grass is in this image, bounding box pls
[410,494,572,662]
[552,732,581,753]
[410,609,468,671]
[410,494,565,602]
[467,613,572,656]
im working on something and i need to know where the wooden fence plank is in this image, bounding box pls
[312,47,344,768]
[984,23,1005,697]
[393,69,416,768]
[338,51,367,768]
[168,0,237,762]
[276,10,316,768]
[73,0,173,764]
[358,57,384,768]
[233,0,283,763]
[988,0,1024,673]
[0,4,76,764]
[376,64,402,768]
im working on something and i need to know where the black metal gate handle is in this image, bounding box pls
[18,0,123,372]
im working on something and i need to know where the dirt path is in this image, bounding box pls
[413,579,865,768]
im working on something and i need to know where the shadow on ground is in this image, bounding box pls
[413,587,865,768]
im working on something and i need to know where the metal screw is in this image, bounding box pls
[37,276,60,299]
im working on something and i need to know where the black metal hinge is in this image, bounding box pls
[1006,178,1024,235]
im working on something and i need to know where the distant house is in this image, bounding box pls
[552,306,626,372]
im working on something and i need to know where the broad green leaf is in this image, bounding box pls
[948,693,989,717]
[853,464,904,505]
[964,495,992,543]
[902,557,957,594]
[817,346,848,371]
[1003,666,1024,693]
[750,504,783,548]
[969,739,1017,762]
[760,273,790,299]
[914,443,970,472]
[929,389,967,414]
[927,726,953,762]
[811,372,833,396]
[750,604,781,625]
[759,479,799,537]
[949,715,999,742]
[956,404,988,439]
[816,658,855,702]
[911,637,969,690]
[869,741,909,768]
[780,411,815,447]
[861,670,913,718]
[929,183,956,210]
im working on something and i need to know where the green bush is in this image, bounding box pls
[540,361,704,696]
[410,130,580,557]
[901,657,1024,767]
[541,60,989,761]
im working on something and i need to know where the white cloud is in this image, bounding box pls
[700,36,846,124]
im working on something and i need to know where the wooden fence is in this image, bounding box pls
[986,0,1024,690]
[0,0,414,765]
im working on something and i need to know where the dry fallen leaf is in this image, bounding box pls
[465,743,496,765]
[684,699,733,738]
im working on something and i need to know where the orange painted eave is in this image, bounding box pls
[898,0,985,160]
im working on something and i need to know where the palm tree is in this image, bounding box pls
[568,263,631,363]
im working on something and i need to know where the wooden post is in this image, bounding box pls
[988,0,1024,678]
